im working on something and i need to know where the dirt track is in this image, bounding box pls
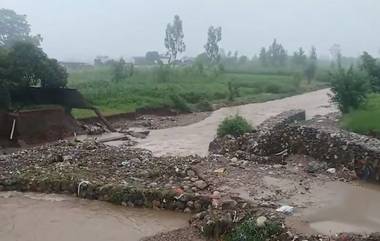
[137,89,337,156]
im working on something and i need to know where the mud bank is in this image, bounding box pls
[0,192,190,241]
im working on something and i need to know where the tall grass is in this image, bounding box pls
[341,94,380,135]
[68,66,326,118]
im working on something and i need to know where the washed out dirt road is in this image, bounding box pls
[137,89,337,156]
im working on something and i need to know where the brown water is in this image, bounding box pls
[136,89,337,157]
[0,192,190,241]
[286,181,380,235]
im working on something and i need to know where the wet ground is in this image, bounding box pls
[286,181,380,235]
[136,89,337,156]
[0,192,190,241]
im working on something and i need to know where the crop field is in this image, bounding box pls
[68,66,327,118]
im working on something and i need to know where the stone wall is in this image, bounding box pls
[209,110,380,182]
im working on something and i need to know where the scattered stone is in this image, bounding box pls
[214,168,226,174]
[194,180,208,190]
[327,168,336,174]
[276,205,294,214]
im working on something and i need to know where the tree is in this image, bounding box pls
[40,58,68,88]
[259,47,267,66]
[267,39,288,67]
[304,46,318,83]
[0,9,42,48]
[329,66,369,113]
[360,52,380,92]
[204,26,222,64]
[4,41,67,88]
[145,51,160,64]
[329,44,342,68]
[292,47,307,67]
[164,15,186,64]
[112,58,126,82]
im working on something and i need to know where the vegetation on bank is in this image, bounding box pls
[224,218,281,241]
[68,66,327,118]
[217,115,253,137]
[341,94,380,136]
[329,52,380,137]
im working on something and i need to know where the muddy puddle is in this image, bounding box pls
[286,181,380,235]
[0,192,190,241]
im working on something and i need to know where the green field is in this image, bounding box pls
[341,94,380,136]
[68,66,327,118]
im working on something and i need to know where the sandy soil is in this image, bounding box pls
[136,89,337,157]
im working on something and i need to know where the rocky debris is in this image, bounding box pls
[82,123,108,135]
[209,110,380,183]
[306,160,328,173]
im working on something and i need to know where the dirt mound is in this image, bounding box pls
[0,107,80,147]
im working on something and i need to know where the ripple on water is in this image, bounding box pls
[0,192,190,241]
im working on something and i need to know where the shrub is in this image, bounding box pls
[195,100,213,112]
[217,115,253,137]
[329,66,369,113]
[155,64,171,82]
[169,94,191,112]
[265,83,281,93]
[224,218,281,241]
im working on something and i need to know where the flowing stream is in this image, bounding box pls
[0,192,190,241]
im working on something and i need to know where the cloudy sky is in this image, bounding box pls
[2,0,380,62]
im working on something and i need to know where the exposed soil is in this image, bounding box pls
[1,89,380,241]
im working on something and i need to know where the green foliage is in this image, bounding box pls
[360,51,380,92]
[205,26,222,64]
[224,218,281,241]
[112,58,129,82]
[3,41,68,88]
[217,115,253,137]
[260,39,288,67]
[195,100,213,112]
[164,15,186,63]
[155,64,171,82]
[0,8,42,48]
[341,94,380,136]
[329,66,369,113]
[169,94,191,112]
[68,65,323,118]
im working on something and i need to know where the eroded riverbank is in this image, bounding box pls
[0,192,190,241]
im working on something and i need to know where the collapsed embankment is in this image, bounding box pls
[210,110,380,183]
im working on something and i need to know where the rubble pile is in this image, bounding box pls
[210,110,380,182]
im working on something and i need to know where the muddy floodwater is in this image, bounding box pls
[286,181,380,235]
[137,89,337,157]
[0,192,190,241]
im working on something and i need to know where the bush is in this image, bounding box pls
[217,115,253,137]
[195,100,213,112]
[329,67,369,113]
[265,83,281,93]
[224,218,281,241]
[169,94,192,112]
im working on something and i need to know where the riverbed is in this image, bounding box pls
[0,192,190,241]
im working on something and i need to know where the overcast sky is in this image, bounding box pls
[2,0,380,62]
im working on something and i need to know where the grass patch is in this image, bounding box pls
[341,94,380,136]
[224,218,281,241]
[68,66,327,118]
[217,115,253,137]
